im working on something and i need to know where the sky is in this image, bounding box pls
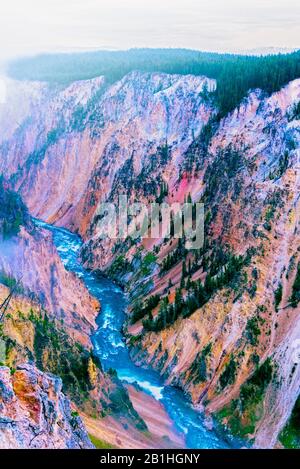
[0,0,299,61]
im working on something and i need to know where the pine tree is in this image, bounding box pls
[182,260,187,278]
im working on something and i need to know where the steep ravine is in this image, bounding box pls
[37,220,234,449]
[1,70,299,448]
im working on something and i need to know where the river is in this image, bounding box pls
[36,220,232,449]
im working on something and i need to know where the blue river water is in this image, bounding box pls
[36,220,233,449]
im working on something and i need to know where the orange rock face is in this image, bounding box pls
[0,364,93,448]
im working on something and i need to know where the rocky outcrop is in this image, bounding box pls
[0,364,93,449]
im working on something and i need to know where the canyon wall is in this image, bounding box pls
[0,73,216,236]
[0,364,93,449]
[0,223,98,348]
[0,177,148,448]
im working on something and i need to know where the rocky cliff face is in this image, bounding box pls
[0,73,215,237]
[123,80,300,447]
[0,364,93,449]
[126,79,300,447]
[1,71,300,448]
[0,223,98,348]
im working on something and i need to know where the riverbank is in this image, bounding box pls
[80,384,184,449]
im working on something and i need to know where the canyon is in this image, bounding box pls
[0,66,299,448]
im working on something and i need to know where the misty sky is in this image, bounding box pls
[0,0,299,60]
